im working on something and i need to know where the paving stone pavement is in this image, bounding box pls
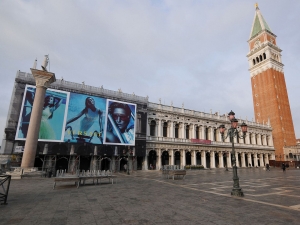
[1,167,300,225]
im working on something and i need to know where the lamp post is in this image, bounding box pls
[219,110,247,197]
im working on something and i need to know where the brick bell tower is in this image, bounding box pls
[247,4,296,160]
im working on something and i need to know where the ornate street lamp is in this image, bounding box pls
[219,110,247,197]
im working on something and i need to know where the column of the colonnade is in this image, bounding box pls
[201,126,205,139]
[218,152,224,168]
[241,152,246,167]
[157,149,161,170]
[259,154,264,167]
[192,124,196,139]
[245,133,250,144]
[201,151,206,168]
[21,67,56,168]
[247,153,252,167]
[144,153,148,170]
[147,119,151,136]
[257,134,262,145]
[170,150,174,165]
[210,127,214,141]
[235,152,239,167]
[210,151,215,168]
[168,121,173,138]
[182,150,186,169]
[192,150,196,165]
[254,153,258,167]
[227,152,232,168]
[181,124,186,139]
[264,154,269,165]
[158,120,162,137]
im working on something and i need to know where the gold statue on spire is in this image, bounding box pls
[255,3,258,9]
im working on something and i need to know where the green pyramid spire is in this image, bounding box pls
[250,4,273,39]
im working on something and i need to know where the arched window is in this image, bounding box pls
[263,53,266,59]
[253,59,256,65]
[196,126,199,139]
[205,127,209,140]
[260,55,263,61]
[186,125,190,139]
[175,124,179,138]
[256,57,259,63]
[163,122,168,137]
[150,120,156,136]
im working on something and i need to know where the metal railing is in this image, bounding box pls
[0,175,12,205]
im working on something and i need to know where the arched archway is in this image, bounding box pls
[161,151,169,166]
[174,151,180,166]
[80,156,91,171]
[238,153,242,167]
[120,158,128,172]
[101,157,111,171]
[56,157,69,172]
[196,152,201,165]
[206,152,210,168]
[215,152,219,168]
[186,151,191,165]
[148,150,157,170]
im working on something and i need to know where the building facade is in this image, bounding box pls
[1,71,276,172]
[247,5,297,159]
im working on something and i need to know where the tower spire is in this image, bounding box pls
[249,4,272,40]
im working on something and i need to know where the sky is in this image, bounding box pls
[0,0,300,143]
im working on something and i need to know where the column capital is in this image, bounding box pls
[31,68,56,88]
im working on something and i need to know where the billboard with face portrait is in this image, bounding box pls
[63,93,106,144]
[103,99,136,146]
[15,85,69,142]
[15,85,136,146]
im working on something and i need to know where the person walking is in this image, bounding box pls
[282,163,286,172]
[266,163,270,171]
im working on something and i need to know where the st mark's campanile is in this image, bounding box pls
[247,4,296,160]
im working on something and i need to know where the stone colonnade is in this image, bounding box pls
[146,148,272,170]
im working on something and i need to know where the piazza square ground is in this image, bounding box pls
[1,167,300,225]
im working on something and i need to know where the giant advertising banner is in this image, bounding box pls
[103,99,136,146]
[64,92,106,144]
[15,85,136,146]
[16,85,69,142]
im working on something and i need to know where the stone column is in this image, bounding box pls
[201,150,206,168]
[192,125,196,139]
[21,68,56,168]
[210,151,215,168]
[227,152,232,168]
[147,119,151,136]
[210,127,214,141]
[225,130,230,143]
[241,152,246,167]
[254,153,258,167]
[245,133,250,144]
[259,154,264,167]
[157,149,162,170]
[144,153,148,170]
[192,150,196,165]
[247,153,252,167]
[264,153,269,165]
[219,152,224,168]
[170,149,174,165]
[201,126,205,139]
[235,152,239,167]
[181,123,186,139]
[158,119,162,137]
[168,121,173,138]
[257,134,262,145]
[182,150,186,168]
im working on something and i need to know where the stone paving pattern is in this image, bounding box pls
[1,167,300,225]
